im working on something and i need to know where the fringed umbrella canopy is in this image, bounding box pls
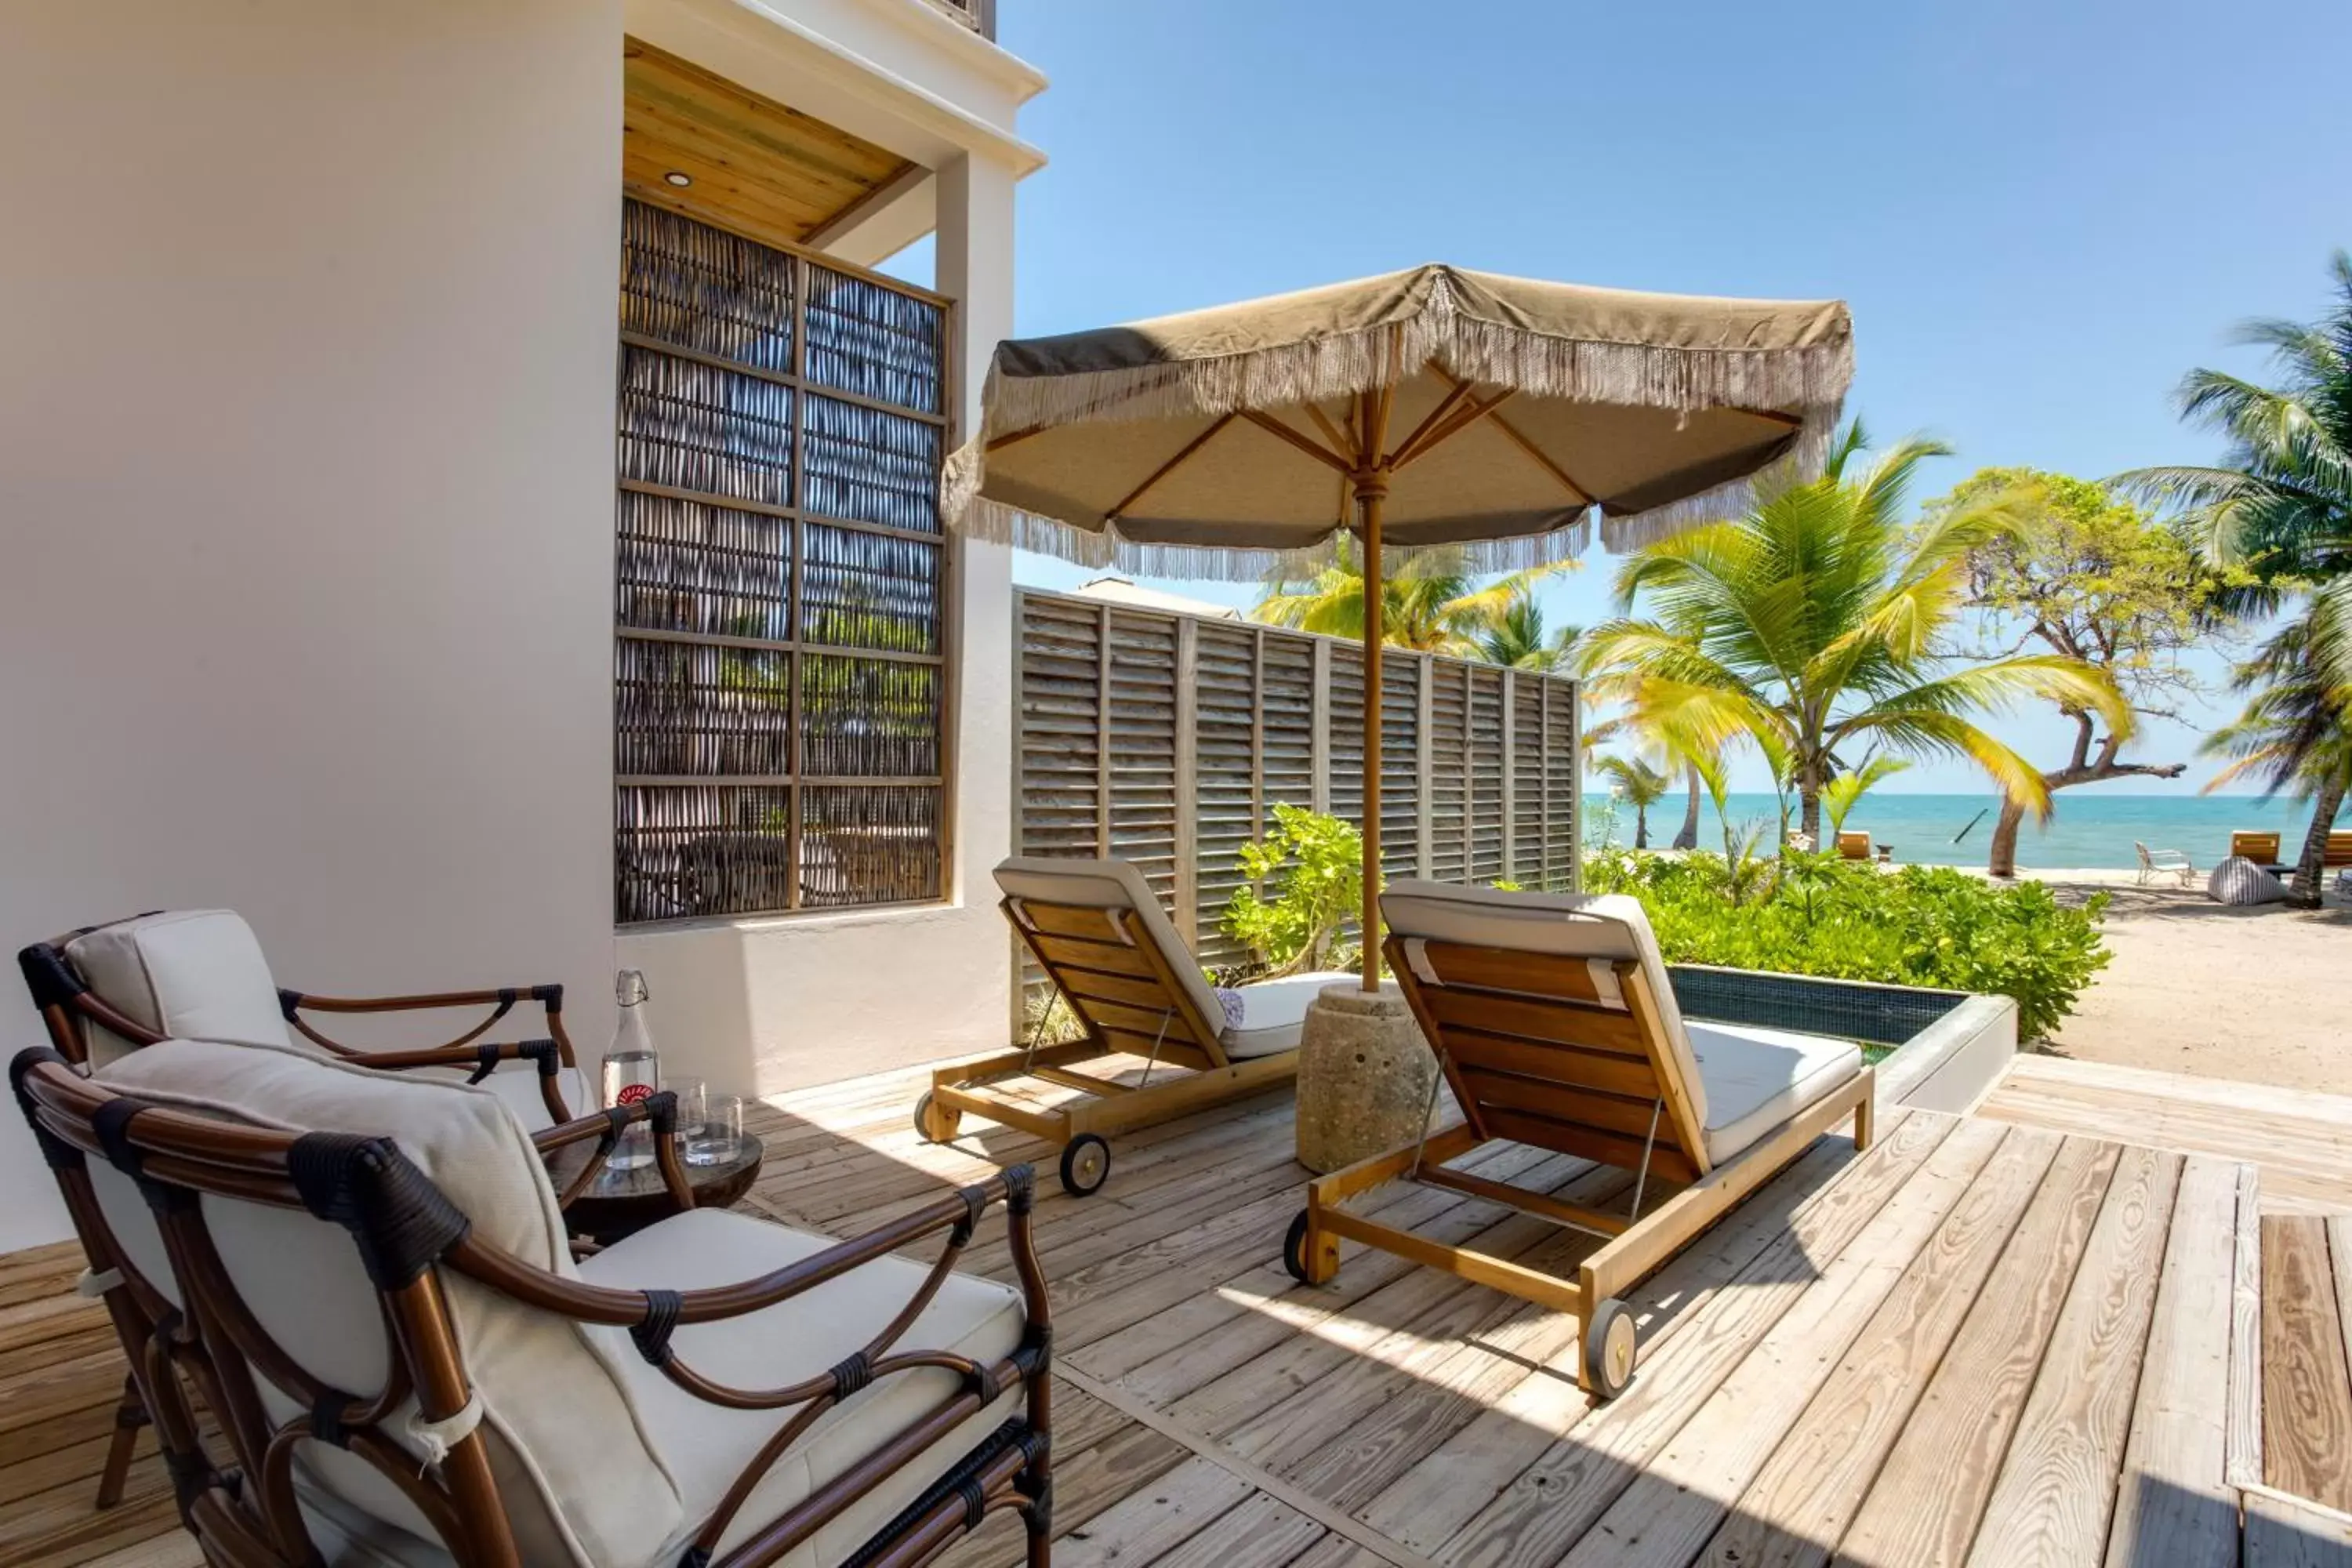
[946,263,1853,581]
[945,263,1853,987]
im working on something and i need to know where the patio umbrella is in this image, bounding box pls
[946,263,1853,989]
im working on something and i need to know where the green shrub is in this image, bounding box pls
[1222,804,1368,977]
[1582,850,2110,1040]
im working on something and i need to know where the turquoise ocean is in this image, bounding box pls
[1593,790,2328,871]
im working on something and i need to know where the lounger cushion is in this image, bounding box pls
[581,1207,1026,1565]
[1381,882,1703,1125]
[995,857,1225,1036]
[1220,971,1359,1058]
[64,909,294,1065]
[1688,1022,1863,1165]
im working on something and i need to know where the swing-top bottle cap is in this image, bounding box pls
[616,969,650,1007]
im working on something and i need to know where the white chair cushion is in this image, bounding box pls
[2208,856,2287,906]
[1688,1022,1863,1165]
[995,857,1225,1036]
[90,1039,682,1568]
[1219,971,1359,1058]
[579,1207,1026,1566]
[1380,882,1704,1127]
[65,909,294,1065]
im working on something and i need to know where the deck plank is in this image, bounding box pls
[2245,1487,2352,1567]
[0,1058,2268,1568]
[1691,1126,2063,1568]
[1552,1118,2009,1568]
[2102,1156,2245,1568]
[2263,1216,2352,1512]
[1964,1145,2183,1566]
[1435,1111,1958,1568]
[1835,1138,2122,1567]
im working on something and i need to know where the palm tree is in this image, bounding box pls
[1822,754,1911,836]
[1581,423,2126,840]
[1254,546,1566,655]
[2202,622,2352,907]
[1473,585,1581,672]
[2117,251,2352,893]
[1591,753,1672,850]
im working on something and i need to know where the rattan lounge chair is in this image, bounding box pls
[1283,881,1874,1399]
[17,908,586,1129]
[920,858,1352,1197]
[12,1037,1052,1567]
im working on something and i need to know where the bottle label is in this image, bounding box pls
[615,1083,654,1106]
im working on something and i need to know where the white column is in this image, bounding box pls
[935,151,1017,1021]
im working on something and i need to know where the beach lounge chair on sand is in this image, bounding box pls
[1835,829,1872,861]
[1282,881,1874,1399]
[2136,841,2195,887]
[919,858,1352,1197]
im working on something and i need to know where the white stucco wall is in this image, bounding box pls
[0,0,625,1253]
[616,150,1022,1097]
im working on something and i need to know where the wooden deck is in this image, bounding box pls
[1979,1054,2352,1218]
[6,1061,2350,1566]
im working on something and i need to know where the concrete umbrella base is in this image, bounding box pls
[1294,981,1439,1174]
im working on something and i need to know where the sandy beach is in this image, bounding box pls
[2013,868,2352,1094]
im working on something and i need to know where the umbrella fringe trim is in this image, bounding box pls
[959,274,1853,440]
[955,496,1599,583]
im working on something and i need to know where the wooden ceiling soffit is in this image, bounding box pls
[622,37,920,251]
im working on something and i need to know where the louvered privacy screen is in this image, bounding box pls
[615,200,951,924]
[1015,590,1582,978]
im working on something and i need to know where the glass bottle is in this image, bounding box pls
[601,970,660,1171]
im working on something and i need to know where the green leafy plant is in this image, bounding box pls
[1222,804,1368,977]
[1821,755,1911,837]
[1582,851,2110,1040]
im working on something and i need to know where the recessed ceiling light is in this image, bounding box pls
[664,171,692,187]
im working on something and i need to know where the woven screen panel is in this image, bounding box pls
[1541,680,1580,889]
[804,263,945,416]
[620,201,797,372]
[614,199,947,921]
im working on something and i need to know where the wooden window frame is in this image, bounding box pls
[615,199,960,926]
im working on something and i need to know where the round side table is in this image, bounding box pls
[546,1134,764,1243]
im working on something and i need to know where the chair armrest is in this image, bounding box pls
[534,1091,695,1214]
[278,983,576,1075]
[441,1163,1052,1565]
[338,1036,579,1124]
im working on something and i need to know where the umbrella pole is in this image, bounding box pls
[1358,482,1385,992]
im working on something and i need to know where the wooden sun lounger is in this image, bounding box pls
[1283,881,1874,1399]
[920,857,1349,1197]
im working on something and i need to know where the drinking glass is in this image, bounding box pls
[601,1050,659,1171]
[669,1078,708,1141]
[687,1091,746,1167]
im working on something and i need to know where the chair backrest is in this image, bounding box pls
[2135,842,2157,868]
[2328,830,2352,866]
[1836,831,1871,860]
[20,909,295,1067]
[1380,881,1711,1182]
[14,1038,688,1567]
[994,857,1231,1067]
[2230,830,2281,862]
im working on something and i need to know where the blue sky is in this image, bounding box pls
[902,0,2351,793]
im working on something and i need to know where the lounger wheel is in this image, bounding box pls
[913,1091,935,1142]
[1582,1297,1636,1399]
[1058,1134,1112,1197]
[1282,1210,1318,1286]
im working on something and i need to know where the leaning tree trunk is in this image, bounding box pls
[2286,773,2347,909]
[1986,797,2028,879]
[1671,765,1700,851]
